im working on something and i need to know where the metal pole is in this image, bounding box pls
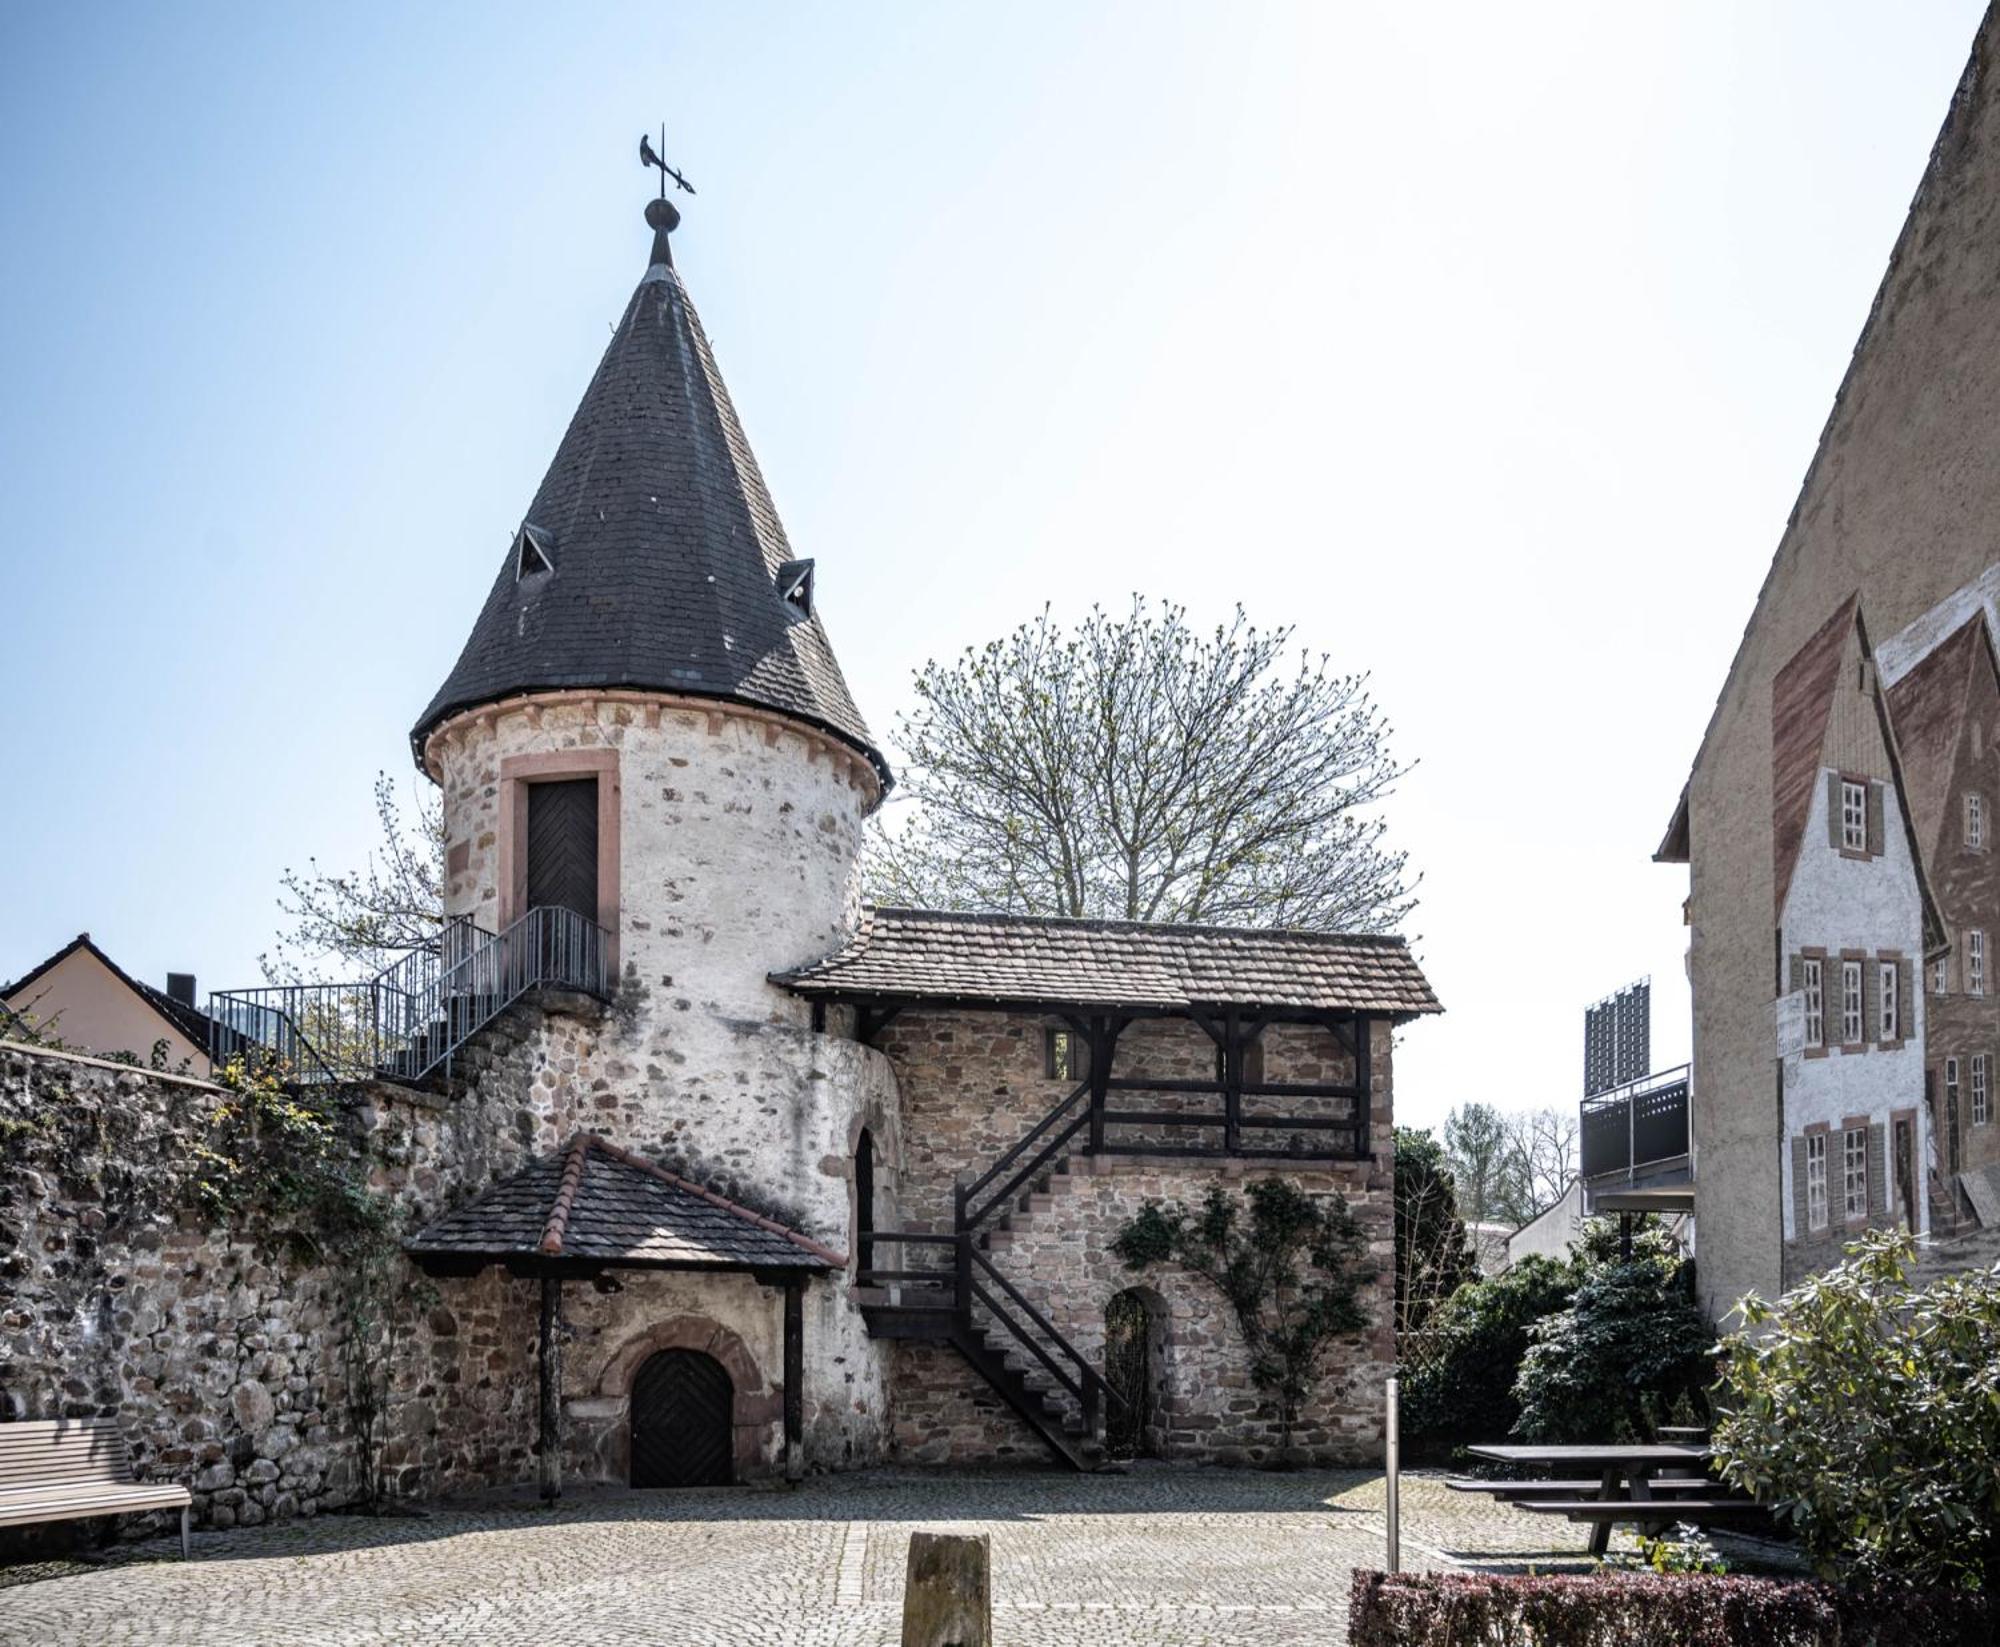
[1385,1374,1401,1574]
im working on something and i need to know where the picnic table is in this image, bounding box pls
[1455,1442,1753,1556]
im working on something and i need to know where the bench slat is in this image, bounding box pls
[1519,1499,1769,1520]
[0,1485,190,1511]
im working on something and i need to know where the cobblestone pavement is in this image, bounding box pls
[0,1469,1628,1647]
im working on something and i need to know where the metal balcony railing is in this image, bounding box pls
[1579,1065,1691,1181]
[207,907,612,1087]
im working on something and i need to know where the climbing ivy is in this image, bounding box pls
[1112,1179,1373,1453]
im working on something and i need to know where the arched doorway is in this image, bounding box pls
[1104,1288,1167,1460]
[631,1349,734,1487]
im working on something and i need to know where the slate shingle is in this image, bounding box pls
[405,1135,840,1271]
[411,213,887,787]
[774,907,1443,1019]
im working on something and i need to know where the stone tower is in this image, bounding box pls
[408,195,902,1468]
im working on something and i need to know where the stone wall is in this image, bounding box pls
[879,1011,1395,1467]
[0,1041,515,1544]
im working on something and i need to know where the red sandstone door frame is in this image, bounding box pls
[497,749,621,974]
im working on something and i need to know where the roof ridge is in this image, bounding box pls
[539,1134,593,1256]
[859,905,1412,947]
[585,1136,846,1267]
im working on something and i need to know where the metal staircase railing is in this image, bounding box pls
[207,907,612,1087]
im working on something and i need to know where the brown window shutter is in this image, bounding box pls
[1868,781,1885,856]
[1867,1124,1886,1218]
[1862,963,1878,1045]
[1792,1135,1809,1237]
[1789,954,1803,994]
[1826,772,1843,850]
[1898,961,1913,1039]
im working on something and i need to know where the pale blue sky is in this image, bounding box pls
[0,2,1986,1127]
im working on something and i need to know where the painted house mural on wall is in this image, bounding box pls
[1771,597,1938,1286]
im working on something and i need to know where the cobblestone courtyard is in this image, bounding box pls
[0,1469,1626,1647]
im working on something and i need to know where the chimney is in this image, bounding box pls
[166,973,196,1006]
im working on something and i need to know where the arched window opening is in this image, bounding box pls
[854,1127,876,1275]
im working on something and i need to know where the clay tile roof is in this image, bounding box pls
[773,907,1442,1019]
[405,1135,841,1272]
[410,206,887,790]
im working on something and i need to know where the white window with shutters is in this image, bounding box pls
[1802,959,1823,1048]
[1806,1134,1829,1231]
[1936,954,1950,995]
[1880,961,1899,1043]
[1841,781,1868,851]
[1842,960,1864,1045]
[1843,1127,1868,1219]
[1977,1056,1991,1127]
[1973,932,1987,997]
[1970,793,1987,850]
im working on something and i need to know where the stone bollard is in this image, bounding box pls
[901,1531,991,1647]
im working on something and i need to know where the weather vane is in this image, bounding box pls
[639,126,696,199]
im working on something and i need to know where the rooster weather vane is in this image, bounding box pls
[639,128,696,199]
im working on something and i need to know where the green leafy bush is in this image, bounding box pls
[1400,1252,1576,1458]
[1512,1221,1712,1443]
[1712,1229,2000,1591]
[1350,1571,1996,1647]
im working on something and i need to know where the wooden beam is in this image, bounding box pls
[783,1275,805,1484]
[538,1274,564,1502]
[1353,1015,1373,1159]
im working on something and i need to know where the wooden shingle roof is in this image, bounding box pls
[774,907,1441,1019]
[405,1135,841,1273]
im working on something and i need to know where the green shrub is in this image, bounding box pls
[1512,1221,1712,1443]
[1349,1571,1996,1646]
[1712,1229,2000,1591]
[1401,1253,1576,1458]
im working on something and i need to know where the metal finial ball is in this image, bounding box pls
[645,198,681,233]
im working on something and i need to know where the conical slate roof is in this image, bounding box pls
[412,201,887,788]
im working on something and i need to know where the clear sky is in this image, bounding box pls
[0,2,1987,1129]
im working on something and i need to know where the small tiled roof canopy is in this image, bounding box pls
[773,907,1442,1020]
[406,1135,842,1275]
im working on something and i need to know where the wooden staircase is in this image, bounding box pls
[857,1111,1119,1471]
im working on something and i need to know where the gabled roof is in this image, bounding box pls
[411,202,887,791]
[1885,615,1994,865]
[1,932,223,1051]
[1770,596,1859,915]
[773,906,1442,1019]
[405,1134,842,1273]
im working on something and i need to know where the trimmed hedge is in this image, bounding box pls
[1349,1571,1996,1646]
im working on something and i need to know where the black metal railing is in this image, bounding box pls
[1580,1065,1691,1180]
[207,906,612,1086]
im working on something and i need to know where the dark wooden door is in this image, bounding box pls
[631,1350,733,1488]
[526,779,598,920]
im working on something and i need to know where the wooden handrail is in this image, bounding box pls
[970,1247,1125,1414]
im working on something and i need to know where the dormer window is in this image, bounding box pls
[514,523,555,581]
[775,558,815,618]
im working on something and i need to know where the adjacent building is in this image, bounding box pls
[2,933,218,1076]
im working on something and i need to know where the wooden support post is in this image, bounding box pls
[538,1273,564,1502]
[783,1275,805,1484]
[1352,1013,1373,1158]
[1223,1008,1243,1155]
[1088,1015,1111,1155]
[901,1531,992,1647]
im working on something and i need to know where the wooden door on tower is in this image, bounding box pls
[525,779,598,920]
[630,1349,734,1488]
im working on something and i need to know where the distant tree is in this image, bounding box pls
[1394,1128,1477,1349]
[1493,1107,1581,1226]
[263,772,446,982]
[1443,1103,1511,1225]
[865,599,1417,932]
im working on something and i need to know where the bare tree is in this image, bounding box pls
[1496,1107,1580,1226]
[866,600,1418,931]
[262,772,446,982]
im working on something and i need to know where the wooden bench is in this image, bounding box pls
[1446,1476,1720,1501]
[0,1419,191,1557]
